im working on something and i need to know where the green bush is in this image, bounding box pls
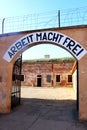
[22,57,75,64]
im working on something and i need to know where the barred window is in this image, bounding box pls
[46,75,51,82]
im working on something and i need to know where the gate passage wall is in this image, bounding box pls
[0,26,87,120]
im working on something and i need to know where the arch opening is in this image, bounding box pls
[11,42,79,121]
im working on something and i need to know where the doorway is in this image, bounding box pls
[37,75,42,87]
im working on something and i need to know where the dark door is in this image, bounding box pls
[37,78,41,87]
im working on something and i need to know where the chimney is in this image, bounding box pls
[44,55,50,59]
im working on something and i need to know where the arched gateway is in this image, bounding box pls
[0,26,87,120]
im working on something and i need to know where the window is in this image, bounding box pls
[46,75,51,82]
[56,75,60,82]
[68,75,72,82]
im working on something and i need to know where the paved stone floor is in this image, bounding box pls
[0,87,87,130]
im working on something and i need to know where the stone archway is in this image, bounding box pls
[0,26,87,120]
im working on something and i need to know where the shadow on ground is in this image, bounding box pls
[0,98,87,130]
[20,98,78,121]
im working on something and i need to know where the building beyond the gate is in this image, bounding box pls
[22,57,75,87]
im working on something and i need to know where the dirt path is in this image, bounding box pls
[21,87,76,100]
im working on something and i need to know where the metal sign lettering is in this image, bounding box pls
[3,31,87,62]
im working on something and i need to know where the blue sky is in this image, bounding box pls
[0,0,87,17]
[1,0,87,59]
